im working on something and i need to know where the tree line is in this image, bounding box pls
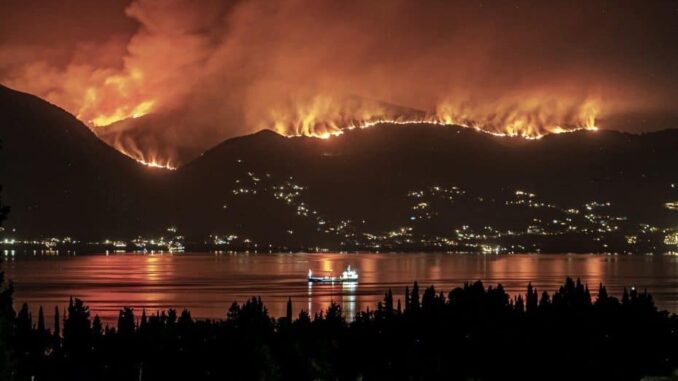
[0,276,676,380]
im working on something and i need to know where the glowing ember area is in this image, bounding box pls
[263,95,422,139]
[89,90,599,168]
[269,96,599,140]
[136,158,177,170]
[84,89,598,143]
[115,145,176,170]
[87,99,155,127]
[282,117,598,141]
[434,96,599,139]
[75,69,157,127]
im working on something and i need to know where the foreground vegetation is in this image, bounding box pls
[0,276,677,380]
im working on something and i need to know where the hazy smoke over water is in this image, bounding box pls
[1,0,677,165]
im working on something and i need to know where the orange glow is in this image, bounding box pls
[261,93,600,141]
[434,95,600,139]
[260,95,408,139]
[70,76,599,166]
[3,0,675,171]
[116,144,177,170]
[272,106,598,141]
[137,158,177,170]
[93,90,600,168]
[75,67,156,127]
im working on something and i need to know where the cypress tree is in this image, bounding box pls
[404,287,410,312]
[140,309,148,331]
[526,283,538,314]
[37,306,45,334]
[384,289,394,316]
[410,282,420,311]
[53,306,60,337]
[286,297,293,323]
[92,315,102,337]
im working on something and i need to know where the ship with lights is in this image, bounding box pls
[307,265,359,283]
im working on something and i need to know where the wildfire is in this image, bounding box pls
[114,144,177,170]
[273,98,599,141]
[76,68,156,127]
[262,95,405,139]
[136,158,177,170]
[61,67,599,168]
[64,67,177,169]
[434,96,599,139]
[286,118,597,140]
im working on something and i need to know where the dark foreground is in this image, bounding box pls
[1,275,677,381]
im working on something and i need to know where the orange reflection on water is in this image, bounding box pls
[4,252,678,325]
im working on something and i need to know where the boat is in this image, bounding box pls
[308,265,359,283]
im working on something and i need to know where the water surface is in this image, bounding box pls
[3,252,678,324]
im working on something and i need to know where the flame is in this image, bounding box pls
[268,95,600,140]
[76,68,156,127]
[434,96,599,139]
[290,118,597,141]
[113,141,177,170]
[261,95,404,138]
[137,158,177,170]
[20,57,600,167]
[65,67,175,169]
[101,92,598,169]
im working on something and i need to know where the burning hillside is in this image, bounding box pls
[91,93,598,168]
[4,0,674,168]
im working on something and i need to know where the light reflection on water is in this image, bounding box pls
[2,252,678,324]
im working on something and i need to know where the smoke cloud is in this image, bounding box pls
[2,0,677,165]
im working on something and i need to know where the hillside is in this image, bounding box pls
[0,85,170,238]
[169,124,677,250]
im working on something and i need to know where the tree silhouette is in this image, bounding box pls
[0,140,8,226]
[286,297,293,320]
[16,303,31,341]
[526,282,538,314]
[384,289,394,316]
[0,186,7,227]
[92,315,102,337]
[139,309,148,333]
[0,161,12,379]
[409,281,420,312]
[63,298,91,357]
[37,306,45,335]
[117,307,135,337]
[53,306,60,338]
[296,309,311,326]
[3,277,678,380]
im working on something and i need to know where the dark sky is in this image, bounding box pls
[1,0,677,144]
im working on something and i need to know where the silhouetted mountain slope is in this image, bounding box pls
[92,112,217,168]
[0,85,169,238]
[172,124,677,248]
[93,96,428,167]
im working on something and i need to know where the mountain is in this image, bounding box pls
[91,111,225,168]
[0,85,170,238]
[1,85,676,252]
[92,96,428,167]
[170,124,677,249]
